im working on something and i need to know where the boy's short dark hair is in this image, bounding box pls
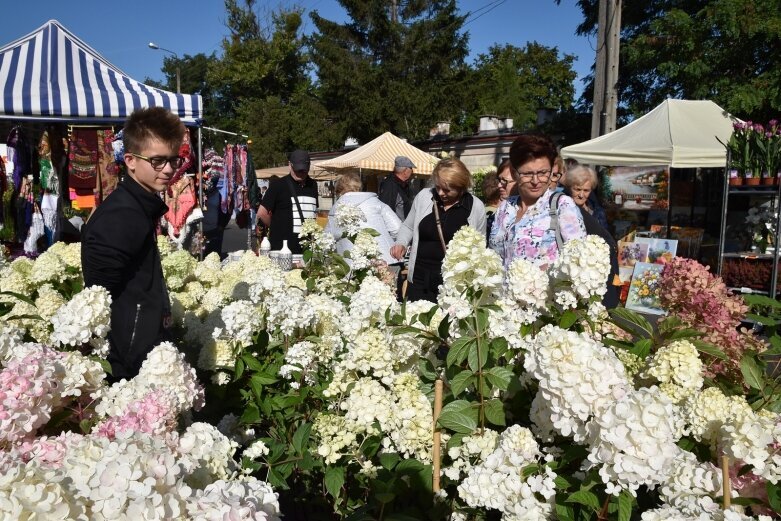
[123,107,185,154]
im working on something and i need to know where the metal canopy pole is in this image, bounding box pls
[717,152,730,276]
[197,126,204,260]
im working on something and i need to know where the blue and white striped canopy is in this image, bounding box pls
[0,20,202,123]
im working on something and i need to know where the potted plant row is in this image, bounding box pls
[723,119,780,187]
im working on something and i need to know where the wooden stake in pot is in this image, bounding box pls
[432,379,444,493]
[722,454,731,510]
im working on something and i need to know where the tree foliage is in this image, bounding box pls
[308,0,471,143]
[205,0,342,166]
[572,0,781,121]
[471,43,577,131]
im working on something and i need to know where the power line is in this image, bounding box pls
[464,0,508,27]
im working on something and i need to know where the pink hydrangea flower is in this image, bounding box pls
[95,389,178,439]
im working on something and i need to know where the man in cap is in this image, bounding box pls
[258,149,318,253]
[379,156,418,220]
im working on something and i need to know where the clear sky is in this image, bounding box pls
[4,0,594,98]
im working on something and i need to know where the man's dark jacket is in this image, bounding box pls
[82,175,169,380]
[379,174,416,220]
[579,208,620,309]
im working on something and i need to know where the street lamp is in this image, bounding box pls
[148,42,180,94]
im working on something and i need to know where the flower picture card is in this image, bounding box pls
[618,241,649,267]
[647,239,678,265]
[625,262,666,315]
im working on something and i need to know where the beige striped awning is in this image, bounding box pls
[315,132,440,175]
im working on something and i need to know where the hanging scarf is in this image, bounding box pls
[95,129,119,205]
[68,129,99,190]
[221,144,234,214]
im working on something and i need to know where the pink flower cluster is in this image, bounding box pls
[0,352,62,444]
[95,389,178,439]
[658,258,764,380]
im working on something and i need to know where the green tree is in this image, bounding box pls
[571,0,781,121]
[308,0,471,143]
[146,53,222,128]
[205,0,342,165]
[471,43,577,131]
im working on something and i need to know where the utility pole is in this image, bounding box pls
[591,0,621,138]
[391,0,398,23]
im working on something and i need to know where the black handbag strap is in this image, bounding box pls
[285,176,306,224]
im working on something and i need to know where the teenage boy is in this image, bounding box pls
[82,107,185,380]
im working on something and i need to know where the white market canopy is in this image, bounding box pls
[316,132,440,175]
[0,20,202,123]
[560,99,738,168]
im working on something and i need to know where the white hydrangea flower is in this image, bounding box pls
[300,218,336,253]
[280,340,319,386]
[313,413,359,465]
[341,275,398,338]
[457,425,554,519]
[34,284,67,321]
[29,249,67,285]
[505,257,550,310]
[95,342,204,418]
[445,428,499,480]
[658,450,722,509]
[550,235,611,302]
[440,226,504,302]
[221,300,262,347]
[584,386,684,496]
[720,409,781,483]
[349,230,381,271]
[0,322,26,364]
[642,340,704,404]
[178,422,240,488]
[335,204,366,237]
[185,477,281,521]
[487,297,536,351]
[162,249,197,291]
[265,288,315,337]
[50,286,112,352]
[524,325,630,441]
[680,387,754,442]
[243,440,270,461]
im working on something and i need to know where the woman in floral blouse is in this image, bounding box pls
[489,134,586,270]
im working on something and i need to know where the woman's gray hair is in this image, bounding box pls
[562,165,598,189]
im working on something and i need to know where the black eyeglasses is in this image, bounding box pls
[515,167,553,182]
[129,153,184,171]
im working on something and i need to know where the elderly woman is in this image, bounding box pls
[391,158,486,302]
[325,171,402,266]
[489,134,586,270]
[561,164,608,229]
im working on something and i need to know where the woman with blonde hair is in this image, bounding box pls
[391,158,486,301]
[325,171,401,266]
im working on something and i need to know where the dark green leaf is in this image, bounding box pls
[292,423,311,455]
[379,453,400,470]
[740,353,764,390]
[666,328,704,340]
[657,315,683,334]
[418,358,438,381]
[0,290,37,306]
[467,342,488,372]
[629,338,652,359]
[437,313,450,338]
[559,309,578,329]
[486,366,514,390]
[521,463,540,478]
[374,492,396,504]
[484,398,506,426]
[692,340,729,361]
[393,325,422,336]
[241,403,260,424]
[746,313,778,326]
[241,353,265,371]
[609,308,655,338]
[251,373,278,385]
[767,480,781,513]
[361,435,381,458]
[396,458,425,475]
[234,357,245,380]
[617,490,632,521]
[565,489,601,511]
[446,433,466,450]
[324,466,345,499]
[438,400,478,434]
[446,337,474,367]
[449,370,474,397]
[555,501,576,521]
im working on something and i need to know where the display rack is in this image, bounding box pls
[717,159,781,296]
